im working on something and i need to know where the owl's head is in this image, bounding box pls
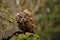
[15,10,34,26]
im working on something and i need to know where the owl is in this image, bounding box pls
[15,10,36,33]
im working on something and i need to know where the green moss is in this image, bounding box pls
[17,33,40,40]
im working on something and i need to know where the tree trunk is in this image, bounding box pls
[42,0,50,40]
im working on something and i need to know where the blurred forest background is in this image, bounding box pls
[0,0,60,40]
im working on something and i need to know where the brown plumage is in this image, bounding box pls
[15,10,36,33]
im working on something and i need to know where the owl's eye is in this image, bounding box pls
[20,16,22,18]
[30,20,32,22]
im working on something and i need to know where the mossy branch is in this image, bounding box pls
[0,3,15,20]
